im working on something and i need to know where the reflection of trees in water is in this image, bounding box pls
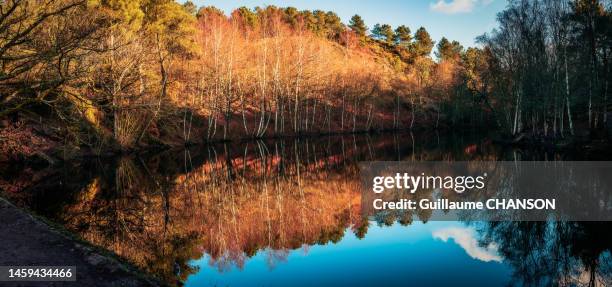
[5,132,603,286]
[4,134,432,285]
[478,222,612,287]
[176,138,365,273]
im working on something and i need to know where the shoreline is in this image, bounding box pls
[2,126,439,165]
[5,127,610,166]
[0,197,163,287]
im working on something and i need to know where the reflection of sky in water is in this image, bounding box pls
[433,226,502,263]
[186,221,511,287]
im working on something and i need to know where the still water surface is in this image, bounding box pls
[1,132,610,286]
[188,221,511,287]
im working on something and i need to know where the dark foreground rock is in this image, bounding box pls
[0,198,160,287]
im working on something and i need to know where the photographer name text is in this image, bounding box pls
[372,198,556,210]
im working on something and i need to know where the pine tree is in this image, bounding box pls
[371,23,382,39]
[436,37,462,61]
[413,27,434,57]
[349,14,367,36]
[394,25,412,46]
[372,23,393,44]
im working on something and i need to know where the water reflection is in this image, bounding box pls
[479,221,612,286]
[189,222,512,287]
[1,132,610,286]
[432,226,502,263]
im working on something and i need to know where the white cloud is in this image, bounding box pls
[432,227,502,262]
[430,0,492,14]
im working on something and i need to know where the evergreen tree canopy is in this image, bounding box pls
[435,37,463,61]
[372,23,394,43]
[413,27,434,57]
[394,25,412,46]
[349,14,368,36]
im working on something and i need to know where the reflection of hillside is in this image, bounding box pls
[68,138,378,284]
[8,132,579,286]
[63,163,362,283]
[2,134,446,285]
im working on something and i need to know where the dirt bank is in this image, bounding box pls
[0,197,161,287]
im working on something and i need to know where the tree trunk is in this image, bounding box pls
[564,48,574,136]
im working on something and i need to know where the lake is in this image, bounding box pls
[1,132,611,286]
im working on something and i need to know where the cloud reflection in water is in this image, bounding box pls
[433,227,502,263]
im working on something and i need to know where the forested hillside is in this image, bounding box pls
[1,0,610,161]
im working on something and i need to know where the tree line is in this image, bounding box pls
[474,0,611,137]
[0,0,610,156]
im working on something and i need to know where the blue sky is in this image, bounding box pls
[184,0,507,47]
